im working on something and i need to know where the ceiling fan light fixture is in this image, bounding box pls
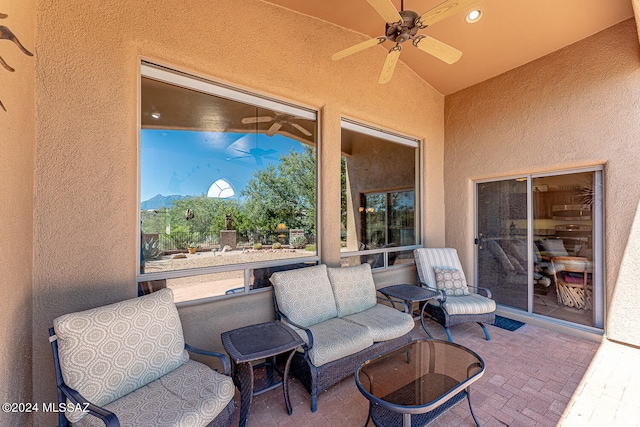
[465,9,482,23]
[334,0,480,83]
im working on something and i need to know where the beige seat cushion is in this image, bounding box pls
[294,318,373,367]
[270,265,338,328]
[71,360,235,427]
[429,293,496,315]
[53,288,188,423]
[342,304,414,342]
[326,263,377,317]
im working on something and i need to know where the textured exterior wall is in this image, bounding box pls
[634,0,640,42]
[0,1,35,426]
[444,19,640,344]
[30,0,444,423]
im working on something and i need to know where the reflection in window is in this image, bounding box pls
[340,120,420,269]
[362,190,415,248]
[138,64,318,301]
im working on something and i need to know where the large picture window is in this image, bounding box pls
[340,119,420,269]
[138,63,318,302]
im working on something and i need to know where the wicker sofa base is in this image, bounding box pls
[424,303,495,342]
[290,331,413,412]
[206,399,236,427]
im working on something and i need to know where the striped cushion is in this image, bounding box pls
[415,248,496,315]
[342,304,414,342]
[430,293,496,315]
[414,248,467,290]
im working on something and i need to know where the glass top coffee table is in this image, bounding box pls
[356,339,485,427]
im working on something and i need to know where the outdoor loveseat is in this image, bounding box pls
[49,288,235,427]
[270,263,414,412]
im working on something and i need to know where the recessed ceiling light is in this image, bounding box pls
[151,112,161,119]
[466,9,482,23]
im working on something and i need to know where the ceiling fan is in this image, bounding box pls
[241,113,312,137]
[332,0,481,84]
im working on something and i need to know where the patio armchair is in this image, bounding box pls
[48,288,235,427]
[414,248,496,342]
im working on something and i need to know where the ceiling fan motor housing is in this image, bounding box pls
[386,10,420,43]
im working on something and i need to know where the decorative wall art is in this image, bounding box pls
[0,11,34,111]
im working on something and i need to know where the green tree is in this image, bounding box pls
[169,196,247,240]
[241,146,316,237]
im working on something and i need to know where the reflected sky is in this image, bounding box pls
[141,129,304,202]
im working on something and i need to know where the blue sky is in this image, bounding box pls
[141,129,304,202]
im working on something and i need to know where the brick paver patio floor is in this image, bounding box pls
[228,317,640,426]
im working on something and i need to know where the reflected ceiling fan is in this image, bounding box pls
[332,0,480,83]
[226,140,277,166]
[241,113,312,137]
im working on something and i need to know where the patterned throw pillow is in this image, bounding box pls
[433,267,470,296]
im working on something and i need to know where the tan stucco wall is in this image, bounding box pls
[634,0,640,42]
[0,1,35,426]
[29,0,444,423]
[444,19,640,343]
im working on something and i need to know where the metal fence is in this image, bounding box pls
[143,232,219,251]
[143,230,316,252]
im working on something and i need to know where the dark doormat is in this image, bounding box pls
[492,315,525,332]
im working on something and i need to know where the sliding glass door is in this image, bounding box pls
[476,179,529,311]
[475,168,603,329]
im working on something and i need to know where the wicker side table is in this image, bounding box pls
[221,321,304,427]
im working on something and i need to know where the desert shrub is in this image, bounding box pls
[142,237,163,260]
[290,235,307,249]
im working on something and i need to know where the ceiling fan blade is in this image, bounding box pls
[232,148,252,155]
[290,122,312,136]
[365,0,402,23]
[378,45,402,84]
[413,35,462,64]
[266,121,283,136]
[241,116,273,124]
[417,0,482,28]
[332,36,387,61]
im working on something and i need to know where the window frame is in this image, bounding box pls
[137,61,320,302]
[339,117,422,270]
